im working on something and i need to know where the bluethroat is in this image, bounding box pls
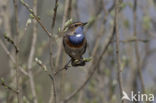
[63,22,88,66]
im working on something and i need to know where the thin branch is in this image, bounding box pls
[49,0,59,72]
[0,39,28,76]
[13,0,19,38]
[54,67,65,75]
[0,78,19,94]
[35,58,56,103]
[62,0,72,28]
[117,39,149,43]
[73,0,80,20]
[0,39,16,64]
[91,0,108,57]
[51,0,59,30]
[13,0,22,102]
[4,34,19,53]
[1,0,11,37]
[114,0,124,102]
[20,0,52,37]
[86,0,115,30]
[54,59,71,76]
[48,0,59,103]
[27,0,38,103]
[35,58,47,71]
[133,0,145,93]
[18,18,32,43]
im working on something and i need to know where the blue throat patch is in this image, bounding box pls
[68,26,85,44]
[69,33,84,44]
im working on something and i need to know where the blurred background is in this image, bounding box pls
[0,0,156,103]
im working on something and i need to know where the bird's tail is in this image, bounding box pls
[71,58,85,66]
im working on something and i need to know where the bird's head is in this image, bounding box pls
[65,22,88,35]
[64,22,87,44]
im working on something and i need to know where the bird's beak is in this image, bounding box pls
[82,22,88,26]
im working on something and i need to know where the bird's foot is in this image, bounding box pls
[72,60,85,66]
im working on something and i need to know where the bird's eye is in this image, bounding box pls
[74,24,78,27]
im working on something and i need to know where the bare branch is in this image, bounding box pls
[20,0,52,37]
[13,0,22,102]
[114,0,124,102]
[48,0,59,103]
[0,78,19,94]
[0,39,28,76]
[133,0,145,93]
[51,0,59,30]
[27,0,38,103]
[4,34,19,53]
[35,58,56,103]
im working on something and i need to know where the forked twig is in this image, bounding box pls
[35,58,56,103]
[20,0,52,38]
[4,34,19,53]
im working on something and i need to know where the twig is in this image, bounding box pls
[35,58,47,71]
[0,39,28,76]
[48,74,56,103]
[0,78,19,94]
[49,0,59,72]
[27,0,38,103]
[113,39,149,43]
[114,0,124,102]
[35,58,56,103]
[62,0,72,28]
[51,0,59,30]
[1,0,11,37]
[20,0,52,38]
[90,0,111,58]
[54,60,71,76]
[133,0,145,93]
[77,91,83,103]
[54,68,65,76]
[13,0,22,102]
[0,39,15,64]
[86,0,115,30]
[18,18,32,43]
[4,34,19,53]
[48,0,59,103]
[73,0,80,20]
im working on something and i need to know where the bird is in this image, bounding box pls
[63,21,88,67]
